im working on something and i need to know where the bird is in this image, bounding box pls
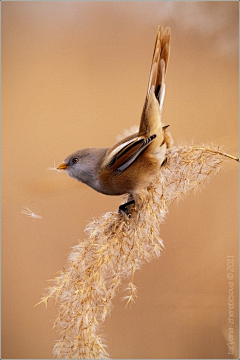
[57,25,172,216]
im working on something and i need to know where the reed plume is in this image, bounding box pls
[38,143,238,359]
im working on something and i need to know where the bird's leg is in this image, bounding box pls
[118,199,135,217]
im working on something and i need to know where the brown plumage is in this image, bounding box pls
[57,26,173,211]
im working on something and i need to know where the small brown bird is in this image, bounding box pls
[57,25,172,215]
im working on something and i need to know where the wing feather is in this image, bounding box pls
[101,135,156,174]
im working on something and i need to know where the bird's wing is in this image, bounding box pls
[101,135,156,173]
[139,25,171,136]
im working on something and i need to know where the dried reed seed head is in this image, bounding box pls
[40,144,237,359]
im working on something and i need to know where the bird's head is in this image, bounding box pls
[57,149,92,182]
[57,148,108,189]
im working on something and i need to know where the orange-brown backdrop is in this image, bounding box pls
[2,2,238,359]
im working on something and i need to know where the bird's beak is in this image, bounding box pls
[57,163,68,170]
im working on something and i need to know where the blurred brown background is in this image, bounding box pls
[2,2,238,359]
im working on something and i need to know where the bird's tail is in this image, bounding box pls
[148,25,170,111]
[139,26,171,148]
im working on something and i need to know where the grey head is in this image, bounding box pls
[57,147,108,193]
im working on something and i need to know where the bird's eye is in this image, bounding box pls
[72,158,79,164]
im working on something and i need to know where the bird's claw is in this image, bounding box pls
[118,200,135,218]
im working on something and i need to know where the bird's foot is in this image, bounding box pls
[118,200,135,218]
